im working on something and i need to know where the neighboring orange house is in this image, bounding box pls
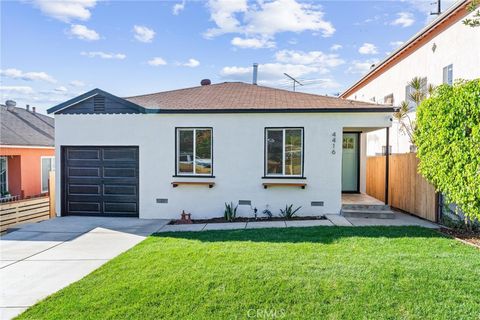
[1,102,55,200]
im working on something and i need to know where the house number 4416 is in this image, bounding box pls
[331,132,336,155]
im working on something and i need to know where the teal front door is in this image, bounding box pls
[342,133,359,192]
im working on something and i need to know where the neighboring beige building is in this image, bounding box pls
[341,0,480,155]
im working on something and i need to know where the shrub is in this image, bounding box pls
[414,79,480,225]
[224,202,238,222]
[279,204,302,219]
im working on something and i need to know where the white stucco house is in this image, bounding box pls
[341,0,480,155]
[48,82,393,219]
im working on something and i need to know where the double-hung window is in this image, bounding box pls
[0,157,8,197]
[443,64,453,85]
[265,128,303,177]
[176,128,212,176]
[41,156,55,193]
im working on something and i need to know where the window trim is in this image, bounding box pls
[175,127,213,177]
[0,156,8,196]
[264,127,304,178]
[443,64,453,85]
[40,156,55,193]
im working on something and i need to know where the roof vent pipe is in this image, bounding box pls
[252,63,258,85]
[26,104,30,111]
[32,106,36,113]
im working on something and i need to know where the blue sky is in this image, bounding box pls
[1,0,455,113]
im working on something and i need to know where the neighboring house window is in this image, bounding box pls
[443,64,453,85]
[176,128,212,176]
[41,157,55,193]
[384,94,394,105]
[265,128,303,177]
[0,157,7,197]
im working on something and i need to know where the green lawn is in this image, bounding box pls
[18,227,480,320]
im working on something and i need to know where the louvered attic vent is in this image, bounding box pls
[93,95,106,113]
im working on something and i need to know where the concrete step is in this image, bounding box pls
[341,209,396,219]
[341,204,390,211]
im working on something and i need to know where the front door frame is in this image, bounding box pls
[341,131,361,193]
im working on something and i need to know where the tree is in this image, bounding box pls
[414,79,480,225]
[463,0,480,28]
[393,77,433,145]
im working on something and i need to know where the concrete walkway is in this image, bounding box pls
[0,217,169,320]
[158,211,438,232]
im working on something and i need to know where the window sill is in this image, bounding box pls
[261,176,306,180]
[172,175,215,178]
[262,182,306,189]
[172,181,215,188]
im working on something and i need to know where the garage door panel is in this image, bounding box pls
[68,167,101,178]
[103,167,137,178]
[63,146,139,217]
[104,202,137,214]
[68,202,101,213]
[103,148,138,161]
[68,184,101,195]
[103,185,137,196]
[67,149,101,160]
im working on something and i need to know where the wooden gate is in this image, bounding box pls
[366,153,438,222]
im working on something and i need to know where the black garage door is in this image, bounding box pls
[62,146,139,217]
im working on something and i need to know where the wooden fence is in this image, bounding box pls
[366,153,438,222]
[0,171,56,233]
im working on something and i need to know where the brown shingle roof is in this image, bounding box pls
[124,82,390,111]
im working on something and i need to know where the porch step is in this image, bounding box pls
[342,204,390,211]
[341,209,395,219]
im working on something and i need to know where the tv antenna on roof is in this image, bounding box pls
[283,73,303,92]
[430,0,441,15]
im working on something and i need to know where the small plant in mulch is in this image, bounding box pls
[224,202,238,222]
[279,204,302,220]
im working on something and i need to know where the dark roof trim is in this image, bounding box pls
[47,88,146,114]
[144,107,395,114]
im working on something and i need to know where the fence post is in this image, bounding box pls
[48,171,56,218]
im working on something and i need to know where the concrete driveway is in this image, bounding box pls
[0,217,169,320]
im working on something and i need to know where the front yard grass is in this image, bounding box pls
[18,226,480,320]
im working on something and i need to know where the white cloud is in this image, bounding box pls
[0,86,34,94]
[32,0,97,22]
[148,57,167,66]
[330,44,342,51]
[173,0,186,15]
[54,86,68,92]
[69,80,85,87]
[133,25,155,43]
[231,37,275,49]
[346,59,379,74]
[205,0,335,47]
[81,51,126,59]
[182,59,200,68]
[274,50,344,73]
[221,48,344,87]
[391,12,415,27]
[69,24,100,41]
[0,68,56,83]
[358,43,378,55]
[390,41,404,47]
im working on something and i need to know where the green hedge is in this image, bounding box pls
[415,79,480,221]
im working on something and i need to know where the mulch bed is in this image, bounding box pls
[439,227,480,248]
[169,215,327,225]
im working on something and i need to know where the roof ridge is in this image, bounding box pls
[124,82,241,99]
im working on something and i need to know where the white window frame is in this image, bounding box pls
[176,128,213,176]
[443,64,453,85]
[0,156,8,196]
[40,156,55,193]
[265,128,304,177]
